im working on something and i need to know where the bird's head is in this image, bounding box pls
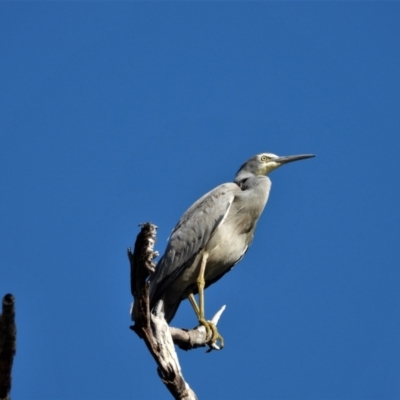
[235,152,315,181]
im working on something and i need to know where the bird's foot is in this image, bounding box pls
[199,318,224,351]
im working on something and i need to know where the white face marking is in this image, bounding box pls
[258,153,280,175]
[259,153,278,160]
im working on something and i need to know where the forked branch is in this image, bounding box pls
[128,223,225,399]
[128,223,197,400]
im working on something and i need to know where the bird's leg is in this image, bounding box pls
[197,252,208,321]
[188,292,212,342]
[196,253,224,349]
[188,293,200,316]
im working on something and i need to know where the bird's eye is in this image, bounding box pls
[261,155,269,162]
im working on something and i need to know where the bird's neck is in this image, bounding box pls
[234,171,256,187]
[234,175,271,224]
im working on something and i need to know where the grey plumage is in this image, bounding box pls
[150,152,314,329]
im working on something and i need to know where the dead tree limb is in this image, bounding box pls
[128,223,226,399]
[0,294,16,400]
[128,223,198,400]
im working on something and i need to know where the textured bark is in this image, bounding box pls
[0,294,16,400]
[128,223,198,400]
[128,223,225,399]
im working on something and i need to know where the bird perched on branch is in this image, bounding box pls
[150,152,315,349]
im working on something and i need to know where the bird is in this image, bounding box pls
[150,152,315,348]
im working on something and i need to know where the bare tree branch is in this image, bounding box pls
[128,223,226,398]
[128,223,198,400]
[170,304,226,352]
[0,294,16,400]
[128,223,227,398]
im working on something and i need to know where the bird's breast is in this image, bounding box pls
[203,222,252,281]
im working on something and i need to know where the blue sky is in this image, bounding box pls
[1,3,399,399]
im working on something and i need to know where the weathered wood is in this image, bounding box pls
[170,304,226,352]
[129,223,226,398]
[128,223,197,400]
[0,294,16,400]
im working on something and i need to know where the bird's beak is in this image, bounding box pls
[275,154,315,165]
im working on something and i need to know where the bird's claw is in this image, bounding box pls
[199,318,224,351]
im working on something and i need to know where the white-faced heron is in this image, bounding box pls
[150,152,315,348]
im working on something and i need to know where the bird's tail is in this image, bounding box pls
[131,297,181,324]
[153,298,181,324]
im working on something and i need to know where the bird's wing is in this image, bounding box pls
[150,182,238,305]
